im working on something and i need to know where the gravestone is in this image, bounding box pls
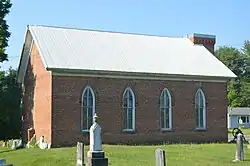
[76,142,84,166]
[233,133,244,162]
[38,136,48,149]
[155,148,166,166]
[0,159,6,166]
[0,159,13,166]
[11,139,23,150]
[27,134,36,148]
[86,113,108,166]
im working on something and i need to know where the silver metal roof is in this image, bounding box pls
[25,25,236,78]
[228,107,250,116]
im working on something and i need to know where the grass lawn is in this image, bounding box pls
[0,144,250,166]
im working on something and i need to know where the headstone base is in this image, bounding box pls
[86,151,108,166]
[233,159,243,162]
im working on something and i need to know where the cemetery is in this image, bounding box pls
[1,114,250,166]
[0,1,249,166]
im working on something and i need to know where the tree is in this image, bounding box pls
[216,42,250,107]
[215,46,246,78]
[0,68,22,141]
[216,46,244,106]
[242,40,250,57]
[241,40,250,81]
[0,0,12,63]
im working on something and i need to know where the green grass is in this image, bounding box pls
[1,144,250,166]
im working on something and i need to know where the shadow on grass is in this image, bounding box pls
[0,149,15,154]
[0,147,24,154]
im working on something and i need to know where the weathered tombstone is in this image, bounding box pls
[76,142,84,166]
[47,143,51,149]
[86,113,108,166]
[0,159,6,166]
[155,148,166,166]
[233,133,244,162]
[38,136,48,149]
[11,139,23,150]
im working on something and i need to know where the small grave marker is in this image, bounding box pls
[0,159,6,166]
[155,148,166,166]
[0,159,13,166]
[233,133,244,162]
[76,142,84,166]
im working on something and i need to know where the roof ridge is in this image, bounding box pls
[28,24,185,39]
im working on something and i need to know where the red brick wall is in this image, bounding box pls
[51,75,228,147]
[22,43,52,143]
[22,60,35,141]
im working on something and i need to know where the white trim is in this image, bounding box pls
[160,88,172,130]
[52,72,228,83]
[22,40,34,80]
[122,87,136,131]
[195,89,206,129]
[189,33,216,39]
[81,86,95,132]
[28,26,49,69]
[122,129,135,132]
[17,26,50,83]
[17,30,34,83]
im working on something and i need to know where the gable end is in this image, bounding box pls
[17,27,48,84]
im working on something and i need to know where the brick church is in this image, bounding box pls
[17,25,236,147]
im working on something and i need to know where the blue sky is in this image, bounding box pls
[1,0,249,71]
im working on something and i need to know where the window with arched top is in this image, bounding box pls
[195,89,206,129]
[122,87,135,131]
[160,88,172,130]
[81,86,95,131]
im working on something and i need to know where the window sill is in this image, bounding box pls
[160,129,174,132]
[80,130,90,133]
[195,128,207,132]
[121,129,136,134]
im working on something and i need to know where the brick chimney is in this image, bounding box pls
[188,33,216,55]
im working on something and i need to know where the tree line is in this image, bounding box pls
[216,40,250,107]
[0,68,22,140]
[0,0,22,141]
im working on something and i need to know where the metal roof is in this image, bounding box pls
[228,107,250,116]
[25,25,236,78]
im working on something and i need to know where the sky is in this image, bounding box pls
[1,0,250,71]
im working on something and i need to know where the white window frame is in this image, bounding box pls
[81,86,95,132]
[237,116,250,124]
[122,87,135,132]
[195,89,206,130]
[160,88,172,130]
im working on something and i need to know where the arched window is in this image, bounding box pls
[195,89,206,129]
[81,86,95,131]
[122,87,135,131]
[160,88,172,130]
